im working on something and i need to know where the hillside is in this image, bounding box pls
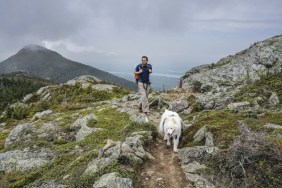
[0,44,137,91]
[0,72,53,113]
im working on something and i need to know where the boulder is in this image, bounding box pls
[70,113,98,131]
[263,123,282,129]
[32,110,53,121]
[33,181,66,188]
[5,123,34,148]
[92,84,116,91]
[205,132,214,147]
[178,146,219,165]
[193,126,207,143]
[0,148,53,172]
[129,114,149,124]
[22,93,33,103]
[227,101,250,111]
[268,92,280,106]
[93,172,133,188]
[182,161,207,173]
[168,100,189,112]
[66,75,101,86]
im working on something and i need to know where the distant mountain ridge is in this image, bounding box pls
[0,44,137,90]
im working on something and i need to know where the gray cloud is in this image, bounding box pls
[0,0,281,73]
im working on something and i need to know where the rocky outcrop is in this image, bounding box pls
[66,75,101,86]
[181,35,282,109]
[83,131,152,177]
[93,172,133,188]
[32,110,53,121]
[70,113,102,141]
[0,147,53,172]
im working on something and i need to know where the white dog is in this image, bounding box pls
[159,109,183,152]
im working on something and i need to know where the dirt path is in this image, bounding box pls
[136,137,192,188]
[134,112,192,188]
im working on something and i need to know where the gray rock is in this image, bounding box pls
[76,126,102,142]
[227,101,250,111]
[32,110,53,121]
[178,146,219,165]
[0,123,6,131]
[194,177,215,188]
[36,86,52,101]
[92,84,116,91]
[268,92,280,106]
[168,100,189,112]
[33,181,66,188]
[93,172,133,188]
[193,126,207,143]
[263,123,282,129]
[128,93,140,101]
[182,161,207,173]
[129,114,149,124]
[205,132,214,147]
[22,93,33,103]
[66,75,101,86]
[70,113,101,141]
[5,123,34,148]
[0,148,53,172]
[70,113,98,131]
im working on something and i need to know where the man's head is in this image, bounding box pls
[141,56,148,65]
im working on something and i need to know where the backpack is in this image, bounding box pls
[134,64,141,84]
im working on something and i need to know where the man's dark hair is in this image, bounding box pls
[142,56,148,61]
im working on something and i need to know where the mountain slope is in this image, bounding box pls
[181,35,282,109]
[0,44,137,90]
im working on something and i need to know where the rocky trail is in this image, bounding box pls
[136,137,191,188]
[114,96,192,188]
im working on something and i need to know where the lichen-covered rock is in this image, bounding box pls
[32,110,53,121]
[129,114,149,124]
[70,113,98,131]
[65,75,101,86]
[0,148,53,172]
[83,131,152,177]
[227,101,250,111]
[22,93,33,103]
[33,181,66,188]
[93,172,133,188]
[193,126,207,143]
[5,123,34,148]
[263,123,282,129]
[268,92,280,106]
[205,132,214,147]
[92,84,116,91]
[168,99,189,112]
[178,146,219,165]
[182,161,207,174]
[70,113,101,141]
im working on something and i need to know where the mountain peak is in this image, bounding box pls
[20,44,48,52]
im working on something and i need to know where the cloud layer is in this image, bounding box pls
[0,0,281,73]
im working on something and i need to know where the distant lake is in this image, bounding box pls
[109,71,182,91]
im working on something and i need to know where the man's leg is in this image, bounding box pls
[138,82,149,113]
[142,83,150,113]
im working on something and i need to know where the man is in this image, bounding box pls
[134,56,152,115]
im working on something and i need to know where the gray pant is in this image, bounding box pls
[138,82,150,113]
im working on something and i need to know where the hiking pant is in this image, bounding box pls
[138,82,150,113]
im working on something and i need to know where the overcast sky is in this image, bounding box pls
[0,0,281,74]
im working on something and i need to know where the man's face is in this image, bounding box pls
[142,58,147,65]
